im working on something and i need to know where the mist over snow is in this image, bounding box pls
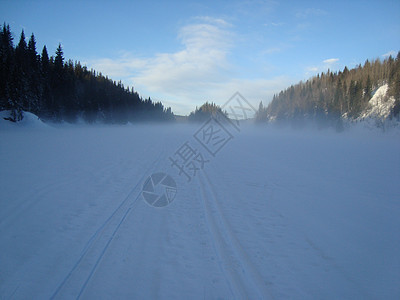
[1,2,399,297]
[0,117,399,299]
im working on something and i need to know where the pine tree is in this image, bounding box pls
[51,43,65,120]
[15,29,28,70]
[257,51,400,126]
[255,101,264,121]
[1,23,174,124]
[0,23,14,109]
[16,30,27,52]
[27,33,38,68]
[54,43,64,70]
[10,29,30,115]
[365,75,372,100]
[389,52,400,117]
[41,46,49,68]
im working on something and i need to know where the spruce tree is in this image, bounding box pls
[51,43,65,120]
[27,33,38,68]
[1,23,174,124]
[16,30,27,51]
[0,23,14,109]
[54,43,64,71]
[41,46,49,70]
[39,45,52,119]
[12,30,29,114]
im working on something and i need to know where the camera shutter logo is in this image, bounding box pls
[142,173,177,207]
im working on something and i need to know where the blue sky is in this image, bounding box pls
[1,0,400,115]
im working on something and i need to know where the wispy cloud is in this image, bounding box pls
[323,58,339,65]
[193,16,232,28]
[132,17,233,104]
[306,57,340,76]
[382,50,397,58]
[264,22,285,27]
[87,16,232,100]
[157,76,291,116]
[295,8,327,19]
[86,16,287,115]
[86,53,148,79]
[306,66,319,73]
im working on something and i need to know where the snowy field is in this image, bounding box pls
[0,117,399,299]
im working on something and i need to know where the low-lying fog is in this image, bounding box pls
[1,118,399,299]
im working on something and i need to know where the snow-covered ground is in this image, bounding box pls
[0,118,399,299]
[0,110,49,129]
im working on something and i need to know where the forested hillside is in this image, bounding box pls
[188,102,227,122]
[0,23,174,123]
[256,52,400,127]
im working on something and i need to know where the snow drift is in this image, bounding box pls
[0,110,48,129]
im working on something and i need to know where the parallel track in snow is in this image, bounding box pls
[197,170,274,299]
[50,147,166,299]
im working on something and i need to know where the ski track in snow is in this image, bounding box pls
[198,171,272,299]
[0,124,399,299]
[50,146,167,299]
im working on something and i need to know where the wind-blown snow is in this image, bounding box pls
[0,122,399,299]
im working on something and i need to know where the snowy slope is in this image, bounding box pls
[359,84,396,121]
[0,110,48,129]
[0,124,399,299]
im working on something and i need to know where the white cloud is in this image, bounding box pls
[86,17,232,93]
[382,50,397,58]
[323,58,339,64]
[131,18,233,104]
[86,54,148,79]
[305,57,340,77]
[85,16,288,115]
[151,76,291,116]
[193,16,231,28]
[212,77,291,107]
[306,66,319,73]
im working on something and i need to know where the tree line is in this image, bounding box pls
[256,52,400,127]
[0,23,174,123]
[188,102,227,122]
